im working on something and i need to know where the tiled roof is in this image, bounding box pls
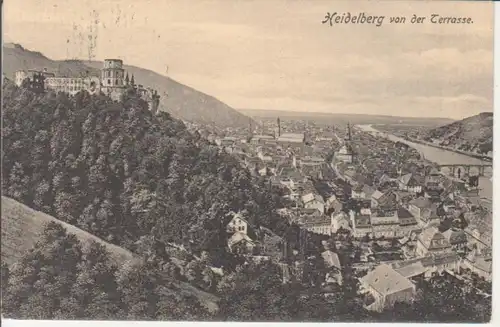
[228,232,254,247]
[393,261,426,278]
[361,264,414,296]
[418,226,451,250]
[466,249,492,273]
[442,228,467,245]
[409,197,432,209]
[372,190,384,200]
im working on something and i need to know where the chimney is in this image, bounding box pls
[277,117,281,137]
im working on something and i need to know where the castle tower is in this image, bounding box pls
[101,59,125,88]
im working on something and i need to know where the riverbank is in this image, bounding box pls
[356,124,492,200]
[398,136,492,162]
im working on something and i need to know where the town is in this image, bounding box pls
[185,116,492,312]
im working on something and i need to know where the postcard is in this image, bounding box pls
[1,0,494,324]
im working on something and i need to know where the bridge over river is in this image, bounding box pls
[357,125,493,201]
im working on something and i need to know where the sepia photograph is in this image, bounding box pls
[1,0,494,323]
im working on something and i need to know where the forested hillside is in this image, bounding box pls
[422,112,493,154]
[1,221,211,320]
[2,80,286,263]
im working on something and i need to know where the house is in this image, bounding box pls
[408,197,440,227]
[408,197,432,218]
[415,226,452,257]
[420,252,461,276]
[392,260,428,279]
[398,173,423,193]
[397,207,419,236]
[228,232,256,255]
[226,212,249,235]
[370,212,400,239]
[301,214,332,236]
[359,264,416,312]
[464,209,492,251]
[216,136,238,147]
[442,228,467,251]
[350,209,372,239]
[351,184,366,199]
[303,194,325,214]
[331,212,351,234]
[463,249,492,281]
[392,252,461,279]
[371,190,398,211]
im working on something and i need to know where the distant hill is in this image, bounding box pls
[238,108,455,127]
[1,195,134,266]
[422,112,493,155]
[3,43,253,128]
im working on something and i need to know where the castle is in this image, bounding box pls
[14,59,161,114]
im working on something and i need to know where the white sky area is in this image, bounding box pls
[3,0,494,119]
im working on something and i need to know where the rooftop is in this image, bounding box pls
[361,264,414,296]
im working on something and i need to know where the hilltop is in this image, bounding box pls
[422,112,493,155]
[3,43,254,129]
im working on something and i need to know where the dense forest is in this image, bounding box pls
[1,82,491,322]
[2,80,287,265]
[1,222,209,320]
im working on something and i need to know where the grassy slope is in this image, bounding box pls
[1,195,135,266]
[1,196,219,312]
[3,43,253,128]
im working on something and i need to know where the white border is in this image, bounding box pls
[2,1,499,327]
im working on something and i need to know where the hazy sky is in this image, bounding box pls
[4,0,494,119]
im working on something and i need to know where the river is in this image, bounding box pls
[357,124,492,200]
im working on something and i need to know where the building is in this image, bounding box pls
[334,123,355,164]
[15,68,55,93]
[350,208,372,239]
[415,226,452,257]
[228,232,256,255]
[302,193,325,214]
[463,249,492,281]
[301,214,332,236]
[464,208,492,251]
[397,173,424,193]
[370,212,400,239]
[442,228,467,251]
[371,190,398,212]
[45,76,101,96]
[408,197,440,227]
[331,212,351,234]
[397,207,419,236]
[277,132,305,145]
[392,252,461,279]
[100,58,126,100]
[226,212,249,235]
[359,264,416,312]
[14,59,160,114]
